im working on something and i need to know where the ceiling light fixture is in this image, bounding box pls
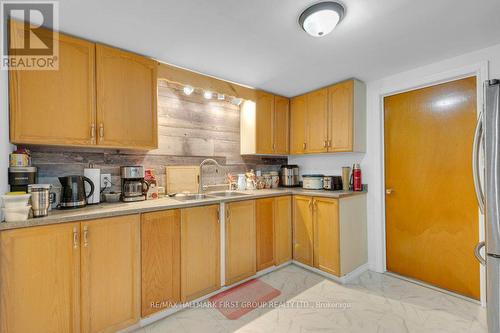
[299,1,345,37]
[203,91,212,99]
[183,85,194,95]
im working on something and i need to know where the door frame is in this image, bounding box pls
[375,61,489,306]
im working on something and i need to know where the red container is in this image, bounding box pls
[352,164,362,191]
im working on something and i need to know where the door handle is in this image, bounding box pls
[474,241,486,266]
[385,188,394,195]
[472,114,485,214]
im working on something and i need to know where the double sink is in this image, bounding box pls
[171,191,249,202]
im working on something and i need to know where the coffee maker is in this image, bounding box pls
[8,167,37,192]
[121,166,149,202]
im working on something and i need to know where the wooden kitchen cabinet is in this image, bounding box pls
[226,200,256,285]
[293,195,314,266]
[289,79,366,154]
[293,194,367,277]
[81,215,141,333]
[9,21,96,147]
[240,91,290,155]
[0,223,81,333]
[306,88,329,153]
[141,210,181,317]
[256,198,275,271]
[181,205,220,301]
[96,44,158,149]
[274,195,292,265]
[313,197,340,276]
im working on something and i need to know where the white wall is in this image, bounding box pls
[288,153,364,177]
[364,42,500,274]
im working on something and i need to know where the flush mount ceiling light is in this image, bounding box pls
[299,1,345,37]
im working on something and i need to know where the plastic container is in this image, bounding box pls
[3,205,31,222]
[1,194,31,208]
[103,192,121,203]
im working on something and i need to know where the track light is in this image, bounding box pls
[183,85,194,95]
[204,91,212,99]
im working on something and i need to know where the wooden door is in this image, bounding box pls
[256,91,274,154]
[226,200,256,285]
[274,196,292,265]
[328,80,353,152]
[313,197,340,276]
[384,77,480,299]
[293,195,314,265]
[81,215,140,333]
[96,44,158,149]
[306,88,329,153]
[141,210,181,317]
[290,95,307,154]
[274,96,290,154]
[9,22,96,146]
[0,223,81,333]
[256,198,275,271]
[181,205,220,301]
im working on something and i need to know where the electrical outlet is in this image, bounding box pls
[101,174,112,189]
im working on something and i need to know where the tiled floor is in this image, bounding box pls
[135,265,487,333]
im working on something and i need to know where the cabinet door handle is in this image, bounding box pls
[73,227,79,249]
[323,140,328,148]
[90,124,96,142]
[226,208,230,223]
[217,208,220,224]
[308,199,312,210]
[83,226,89,247]
[303,142,307,150]
[313,199,317,210]
[99,123,104,140]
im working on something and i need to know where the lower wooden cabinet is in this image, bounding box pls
[292,195,367,277]
[274,196,292,265]
[141,210,181,317]
[225,200,256,285]
[0,215,141,333]
[293,195,314,266]
[256,198,275,271]
[81,215,141,333]
[0,223,81,333]
[181,205,220,301]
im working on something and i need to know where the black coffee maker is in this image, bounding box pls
[59,176,95,209]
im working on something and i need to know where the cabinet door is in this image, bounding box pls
[274,96,290,154]
[226,200,256,285]
[306,88,329,153]
[313,197,340,276]
[293,195,314,266]
[0,223,81,333]
[81,215,140,333]
[290,95,307,154]
[256,198,274,271]
[96,44,158,149]
[141,210,181,317]
[328,80,353,152]
[274,196,292,265]
[9,22,95,146]
[256,91,274,154]
[181,205,220,301]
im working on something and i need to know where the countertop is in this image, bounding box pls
[0,188,366,231]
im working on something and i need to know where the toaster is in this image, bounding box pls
[323,176,343,191]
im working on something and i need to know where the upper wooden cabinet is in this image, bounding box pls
[180,205,220,301]
[225,200,256,285]
[0,223,81,333]
[8,24,158,150]
[241,91,290,155]
[9,23,96,146]
[96,44,158,149]
[289,79,366,154]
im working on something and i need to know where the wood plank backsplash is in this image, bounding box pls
[27,80,286,192]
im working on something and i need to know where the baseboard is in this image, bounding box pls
[291,261,369,284]
[132,260,293,330]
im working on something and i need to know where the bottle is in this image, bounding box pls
[352,164,362,191]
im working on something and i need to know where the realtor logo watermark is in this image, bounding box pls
[1,1,59,70]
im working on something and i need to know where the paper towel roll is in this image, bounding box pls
[84,167,101,204]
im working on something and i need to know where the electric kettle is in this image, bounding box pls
[58,175,95,209]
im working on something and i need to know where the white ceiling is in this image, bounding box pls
[59,0,500,97]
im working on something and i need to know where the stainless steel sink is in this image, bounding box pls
[171,193,214,201]
[208,191,249,197]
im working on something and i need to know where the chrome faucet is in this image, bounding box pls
[199,158,226,193]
